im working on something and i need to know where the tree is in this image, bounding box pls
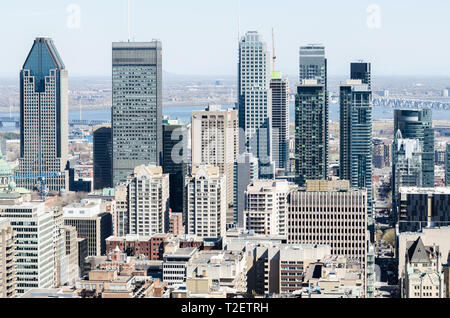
[382,229,395,247]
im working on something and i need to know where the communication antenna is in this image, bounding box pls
[128,0,131,42]
[272,27,276,72]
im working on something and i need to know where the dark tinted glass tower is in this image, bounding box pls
[340,80,373,222]
[394,109,434,187]
[446,143,450,186]
[162,119,188,214]
[351,62,372,89]
[112,41,162,186]
[295,82,328,186]
[298,45,329,181]
[93,124,113,190]
[17,37,69,192]
[270,72,289,171]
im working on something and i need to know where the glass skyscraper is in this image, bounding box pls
[339,80,373,221]
[93,124,113,190]
[270,72,289,171]
[393,109,434,188]
[295,81,328,186]
[446,143,450,186]
[295,45,328,185]
[16,37,69,192]
[351,61,372,89]
[112,41,162,186]
[238,31,274,178]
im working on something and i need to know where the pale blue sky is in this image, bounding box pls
[1,0,450,77]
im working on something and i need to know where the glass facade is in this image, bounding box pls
[112,42,162,186]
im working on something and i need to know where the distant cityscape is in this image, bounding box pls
[0,15,450,303]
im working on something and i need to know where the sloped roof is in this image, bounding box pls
[407,237,430,264]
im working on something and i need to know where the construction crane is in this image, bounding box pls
[11,172,64,201]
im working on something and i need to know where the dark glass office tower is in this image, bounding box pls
[340,81,373,221]
[351,62,372,89]
[112,41,162,186]
[93,124,113,190]
[270,72,289,171]
[295,82,328,186]
[394,109,434,187]
[298,45,329,181]
[446,143,450,186]
[162,119,188,214]
[16,37,69,192]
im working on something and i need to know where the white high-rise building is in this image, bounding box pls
[186,165,226,239]
[244,179,296,236]
[238,31,274,178]
[191,105,239,209]
[17,37,69,192]
[0,199,55,295]
[117,165,170,236]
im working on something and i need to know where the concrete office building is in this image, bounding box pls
[225,241,331,295]
[0,219,16,298]
[191,105,238,209]
[93,124,113,190]
[0,201,55,295]
[112,41,162,186]
[394,109,435,188]
[186,250,247,293]
[61,225,79,285]
[339,79,373,223]
[162,117,189,213]
[115,165,170,236]
[295,80,328,186]
[163,247,198,287]
[185,165,226,239]
[63,199,112,257]
[270,72,290,171]
[397,187,450,233]
[244,179,296,236]
[233,152,259,228]
[238,31,274,178]
[16,37,69,192]
[288,180,368,265]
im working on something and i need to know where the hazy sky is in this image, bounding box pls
[1,0,450,77]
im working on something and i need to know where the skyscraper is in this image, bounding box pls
[112,41,162,186]
[297,45,329,184]
[191,105,239,210]
[339,79,373,222]
[186,165,226,239]
[233,152,259,228]
[238,31,274,178]
[162,117,188,214]
[270,72,289,171]
[299,45,327,85]
[351,61,372,89]
[295,80,328,186]
[16,37,69,192]
[446,143,450,186]
[394,109,435,188]
[93,124,113,190]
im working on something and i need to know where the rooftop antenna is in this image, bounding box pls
[272,27,276,72]
[127,0,131,42]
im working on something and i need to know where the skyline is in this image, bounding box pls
[0,1,450,77]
